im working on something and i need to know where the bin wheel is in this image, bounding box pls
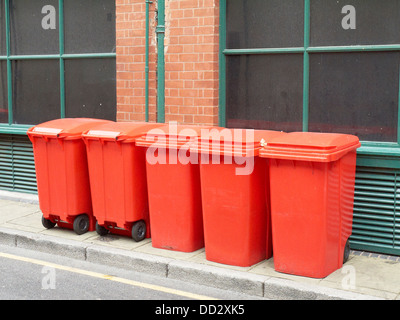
[132,220,146,242]
[343,239,350,264]
[73,214,90,235]
[96,221,109,236]
[42,216,56,229]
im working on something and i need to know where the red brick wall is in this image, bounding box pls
[116,0,158,122]
[116,0,220,126]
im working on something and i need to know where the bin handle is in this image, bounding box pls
[27,129,75,140]
[28,127,62,136]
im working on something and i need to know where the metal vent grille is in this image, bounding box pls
[0,134,37,194]
[350,167,400,255]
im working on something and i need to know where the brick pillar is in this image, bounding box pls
[116,0,220,126]
[116,0,157,122]
[165,0,220,125]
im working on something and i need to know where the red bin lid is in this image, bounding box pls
[193,128,286,157]
[82,121,164,142]
[259,132,361,162]
[27,118,113,140]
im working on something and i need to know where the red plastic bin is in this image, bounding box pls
[259,132,361,278]
[194,128,286,267]
[82,121,163,241]
[136,124,211,252]
[27,118,112,234]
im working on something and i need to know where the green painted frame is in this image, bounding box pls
[0,0,117,135]
[219,0,400,161]
[156,0,165,123]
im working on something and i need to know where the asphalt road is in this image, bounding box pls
[0,245,267,302]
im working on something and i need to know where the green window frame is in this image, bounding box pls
[219,0,400,165]
[0,0,116,135]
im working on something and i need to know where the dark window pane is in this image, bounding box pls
[65,58,116,120]
[226,54,303,131]
[0,61,7,123]
[226,0,304,49]
[12,60,60,124]
[309,52,399,142]
[310,0,400,46]
[9,0,59,55]
[64,0,116,54]
[0,0,6,56]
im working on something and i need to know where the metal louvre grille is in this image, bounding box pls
[350,167,400,255]
[0,134,37,193]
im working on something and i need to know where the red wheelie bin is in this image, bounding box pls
[259,132,361,278]
[27,118,112,234]
[82,121,163,241]
[194,128,286,267]
[136,124,211,252]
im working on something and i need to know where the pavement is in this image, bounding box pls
[0,190,399,300]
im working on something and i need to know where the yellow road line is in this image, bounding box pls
[0,251,218,300]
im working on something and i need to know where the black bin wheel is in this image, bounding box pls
[42,216,56,229]
[73,214,90,235]
[132,220,146,242]
[343,239,350,264]
[96,221,109,236]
